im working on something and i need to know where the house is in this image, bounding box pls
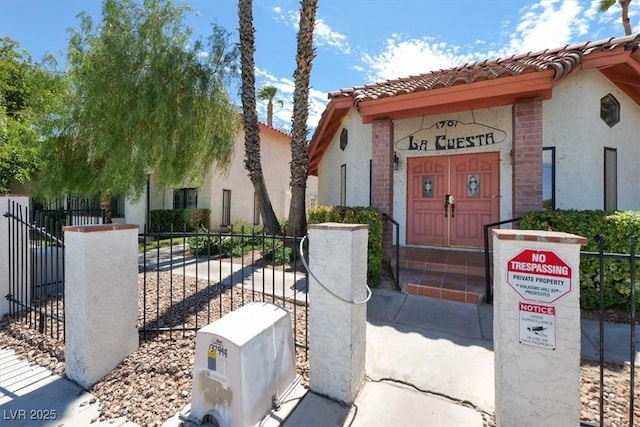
[307,34,640,296]
[12,121,318,231]
[122,121,318,231]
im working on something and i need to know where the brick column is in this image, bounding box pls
[371,119,394,257]
[512,98,543,216]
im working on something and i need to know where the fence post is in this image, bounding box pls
[64,224,139,388]
[493,229,587,427]
[0,195,30,319]
[308,223,368,404]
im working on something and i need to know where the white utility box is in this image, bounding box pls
[187,302,297,427]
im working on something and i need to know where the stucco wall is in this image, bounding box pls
[140,127,318,231]
[543,70,640,211]
[317,109,373,207]
[201,128,293,229]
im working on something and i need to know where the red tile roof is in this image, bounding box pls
[308,34,640,176]
[328,34,640,106]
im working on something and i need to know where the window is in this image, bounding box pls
[253,192,261,225]
[542,148,555,210]
[600,94,620,128]
[111,195,126,218]
[340,128,348,151]
[340,164,347,205]
[67,196,100,211]
[369,159,372,207]
[222,189,231,226]
[604,148,617,211]
[174,188,197,209]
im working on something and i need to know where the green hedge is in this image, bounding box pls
[308,206,383,287]
[149,208,210,232]
[520,210,640,310]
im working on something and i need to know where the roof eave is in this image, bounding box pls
[308,97,352,176]
[358,70,556,124]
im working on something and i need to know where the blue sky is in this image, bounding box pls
[1,0,638,132]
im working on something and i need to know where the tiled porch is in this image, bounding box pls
[392,246,489,304]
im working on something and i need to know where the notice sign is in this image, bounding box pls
[519,302,556,350]
[507,249,572,303]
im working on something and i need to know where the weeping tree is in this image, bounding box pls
[257,85,283,128]
[36,0,240,222]
[238,0,281,234]
[286,0,318,237]
[0,38,67,193]
[599,0,633,35]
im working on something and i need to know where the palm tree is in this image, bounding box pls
[599,0,632,35]
[238,0,281,234]
[257,85,284,127]
[286,0,318,237]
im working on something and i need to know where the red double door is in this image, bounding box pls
[407,152,500,248]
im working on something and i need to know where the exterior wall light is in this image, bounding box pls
[393,152,400,171]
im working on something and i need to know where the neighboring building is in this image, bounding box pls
[124,122,318,231]
[308,35,640,252]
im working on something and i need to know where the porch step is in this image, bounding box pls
[391,247,490,304]
[401,269,486,304]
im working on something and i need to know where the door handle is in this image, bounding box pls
[444,194,454,218]
[451,202,455,218]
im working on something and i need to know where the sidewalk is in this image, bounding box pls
[0,348,139,427]
[284,289,640,427]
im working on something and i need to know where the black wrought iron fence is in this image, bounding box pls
[138,227,309,359]
[580,235,637,427]
[3,201,65,341]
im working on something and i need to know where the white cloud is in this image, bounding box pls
[360,34,478,82]
[272,7,351,55]
[508,0,588,54]
[314,18,350,54]
[356,0,621,84]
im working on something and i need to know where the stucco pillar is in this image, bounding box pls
[64,224,139,388]
[512,98,543,216]
[493,229,587,427]
[371,119,394,257]
[308,223,368,404]
[0,195,30,319]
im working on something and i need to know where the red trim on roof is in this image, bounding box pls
[258,122,291,140]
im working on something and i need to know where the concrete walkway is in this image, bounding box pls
[2,289,637,427]
[139,246,308,302]
[284,289,639,427]
[0,348,138,427]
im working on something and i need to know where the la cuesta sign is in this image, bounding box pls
[507,249,572,303]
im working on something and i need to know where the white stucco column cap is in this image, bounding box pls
[308,223,369,231]
[493,229,587,246]
[0,194,30,197]
[64,224,140,233]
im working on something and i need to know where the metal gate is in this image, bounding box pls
[4,201,65,341]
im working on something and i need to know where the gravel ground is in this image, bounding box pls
[1,272,638,426]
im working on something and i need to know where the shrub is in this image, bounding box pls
[520,210,640,310]
[264,243,294,265]
[187,227,219,256]
[150,208,210,232]
[308,206,383,287]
